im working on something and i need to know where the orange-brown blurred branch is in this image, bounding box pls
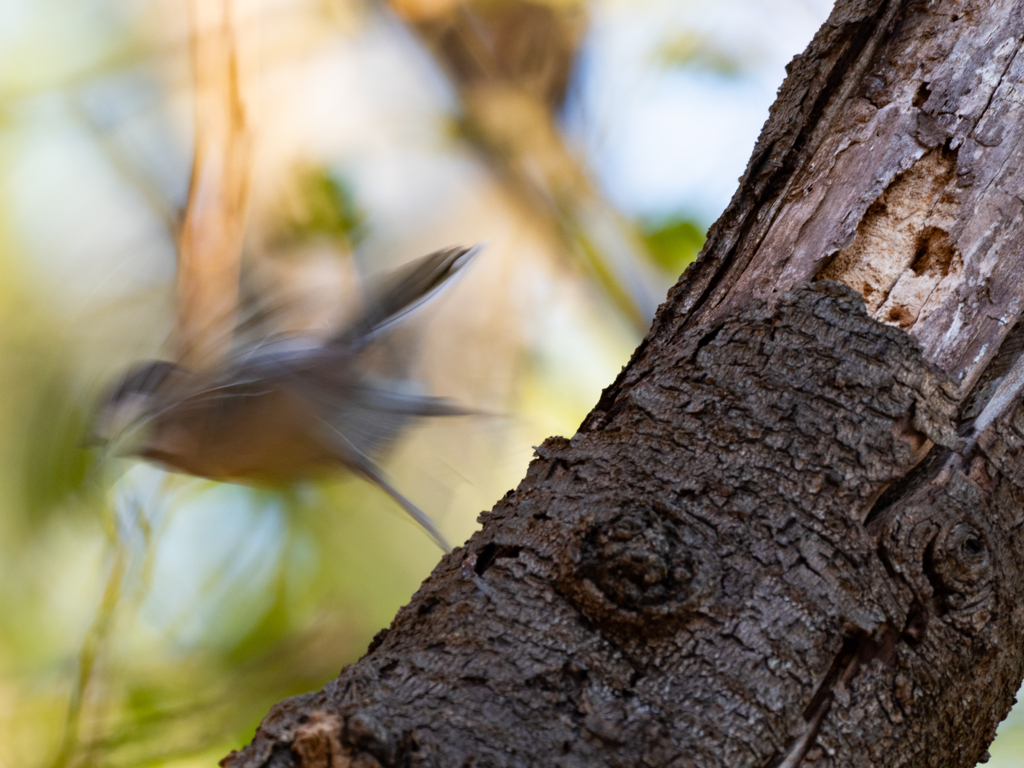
[177,0,256,369]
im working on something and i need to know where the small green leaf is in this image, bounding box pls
[641,216,706,277]
[275,166,365,247]
[656,32,745,77]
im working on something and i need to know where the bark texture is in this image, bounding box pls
[223,1,1024,766]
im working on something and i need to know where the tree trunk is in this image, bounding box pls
[222,1,1024,766]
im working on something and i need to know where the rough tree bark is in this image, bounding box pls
[223,1,1024,766]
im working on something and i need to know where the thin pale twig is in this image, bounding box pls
[50,501,131,768]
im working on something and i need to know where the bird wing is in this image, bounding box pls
[330,243,484,350]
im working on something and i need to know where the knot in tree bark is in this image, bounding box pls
[930,520,990,591]
[561,505,719,635]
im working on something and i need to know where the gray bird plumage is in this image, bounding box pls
[94,244,485,551]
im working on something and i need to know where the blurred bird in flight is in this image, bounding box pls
[92,244,485,551]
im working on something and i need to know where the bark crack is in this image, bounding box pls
[971,32,1024,140]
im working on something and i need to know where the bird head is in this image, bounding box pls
[91,360,183,450]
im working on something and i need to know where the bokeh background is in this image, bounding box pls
[0,1,1020,766]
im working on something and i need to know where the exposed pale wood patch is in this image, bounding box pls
[817,147,961,330]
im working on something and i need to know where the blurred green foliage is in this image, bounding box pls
[272,166,365,249]
[19,372,95,525]
[989,716,1024,768]
[655,31,744,76]
[640,216,706,277]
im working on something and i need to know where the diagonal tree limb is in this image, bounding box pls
[223,2,1024,766]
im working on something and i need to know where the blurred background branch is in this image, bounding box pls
[176,0,256,369]
[391,0,667,330]
[51,503,129,768]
